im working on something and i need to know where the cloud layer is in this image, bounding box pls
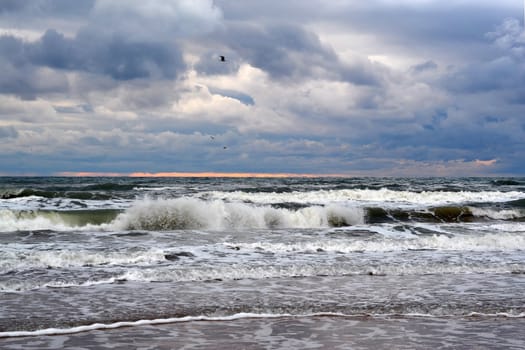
[0,0,523,176]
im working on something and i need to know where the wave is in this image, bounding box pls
[0,209,120,231]
[0,188,114,200]
[0,247,168,274]
[507,198,525,208]
[2,198,525,233]
[3,230,525,290]
[80,183,137,191]
[485,223,525,232]
[119,260,525,285]
[111,198,365,231]
[109,197,525,231]
[491,179,524,186]
[469,207,525,221]
[224,232,525,253]
[0,276,126,293]
[3,309,525,338]
[0,312,349,338]
[4,261,525,293]
[5,231,523,272]
[366,206,474,223]
[0,182,138,201]
[206,188,525,207]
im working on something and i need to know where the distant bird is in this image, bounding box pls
[210,135,215,140]
[223,146,228,150]
[219,55,226,62]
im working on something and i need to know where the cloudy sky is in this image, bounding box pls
[0,0,524,176]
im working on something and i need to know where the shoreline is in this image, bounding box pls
[2,314,525,349]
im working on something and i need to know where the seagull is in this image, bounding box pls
[219,55,226,62]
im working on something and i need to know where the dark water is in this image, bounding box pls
[1,177,525,348]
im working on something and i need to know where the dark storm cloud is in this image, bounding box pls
[221,23,337,80]
[0,62,39,99]
[0,1,217,100]
[410,60,438,74]
[217,0,518,64]
[199,22,383,85]
[0,35,28,65]
[445,57,523,93]
[0,0,524,175]
[0,28,185,94]
[33,29,185,80]
[0,58,68,99]
[445,18,525,97]
[0,35,39,97]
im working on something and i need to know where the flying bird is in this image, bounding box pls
[219,55,226,62]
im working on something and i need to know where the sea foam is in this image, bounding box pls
[110,197,365,231]
[206,188,525,207]
[0,312,349,338]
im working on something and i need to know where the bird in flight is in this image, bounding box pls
[219,55,226,62]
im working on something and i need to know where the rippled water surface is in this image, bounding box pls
[1,177,525,348]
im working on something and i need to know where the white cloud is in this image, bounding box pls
[0,95,57,123]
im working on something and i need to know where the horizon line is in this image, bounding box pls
[54,171,350,178]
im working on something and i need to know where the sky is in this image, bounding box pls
[0,0,524,177]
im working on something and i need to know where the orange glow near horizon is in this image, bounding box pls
[57,172,129,177]
[129,172,324,178]
[56,171,347,178]
[475,159,498,167]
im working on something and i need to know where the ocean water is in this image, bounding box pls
[1,176,525,349]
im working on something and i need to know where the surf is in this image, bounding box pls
[205,188,525,207]
[111,197,365,231]
[2,198,525,233]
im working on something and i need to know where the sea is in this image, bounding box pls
[1,176,525,349]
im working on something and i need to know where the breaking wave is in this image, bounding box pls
[206,188,525,207]
[0,209,120,232]
[111,198,365,231]
[2,198,525,233]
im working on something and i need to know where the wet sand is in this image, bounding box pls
[2,315,525,350]
[2,273,525,349]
